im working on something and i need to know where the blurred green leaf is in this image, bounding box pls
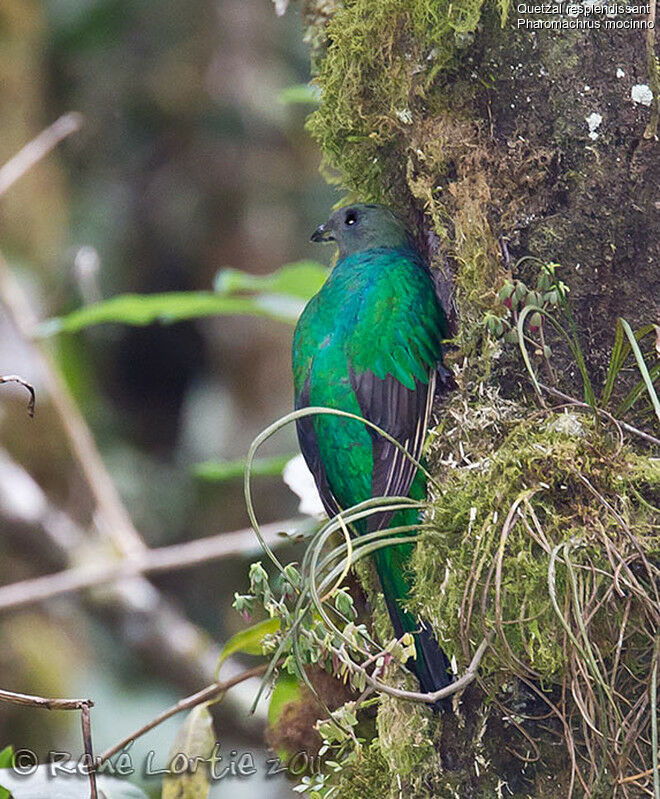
[213,260,328,299]
[217,617,280,672]
[0,745,11,799]
[194,454,294,482]
[0,746,12,769]
[278,84,321,105]
[41,261,328,335]
[162,705,214,799]
[268,672,302,727]
[41,293,296,335]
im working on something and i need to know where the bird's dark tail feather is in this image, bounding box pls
[372,545,453,713]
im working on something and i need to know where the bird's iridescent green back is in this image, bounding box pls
[292,245,447,519]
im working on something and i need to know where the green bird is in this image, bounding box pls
[292,203,453,705]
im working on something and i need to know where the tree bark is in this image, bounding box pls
[283,2,660,797]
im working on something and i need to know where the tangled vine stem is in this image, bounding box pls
[538,382,660,448]
[343,634,492,705]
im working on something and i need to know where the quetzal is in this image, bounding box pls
[292,203,453,704]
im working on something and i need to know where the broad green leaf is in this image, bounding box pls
[41,262,328,336]
[40,292,299,336]
[213,261,328,300]
[194,454,294,482]
[278,84,321,105]
[162,705,215,799]
[217,617,280,672]
[268,673,302,727]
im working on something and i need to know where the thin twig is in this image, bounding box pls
[0,519,296,612]
[0,448,264,735]
[80,702,98,799]
[0,113,83,198]
[0,123,267,733]
[0,688,97,799]
[0,374,35,416]
[0,253,145,557]
[538,382,660,447]
[97,663,269,766]
[0,687,92,711]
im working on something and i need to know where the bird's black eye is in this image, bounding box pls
[344,210,357,226]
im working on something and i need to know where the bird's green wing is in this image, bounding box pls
[344,250,448,528]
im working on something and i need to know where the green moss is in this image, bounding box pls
[414,404,658,684]
[327,739,392,799]
[304,0,513,357]
[293,3,659,795]
[335,391,659,797]
[377,692,435,779]
[306,0,500,198]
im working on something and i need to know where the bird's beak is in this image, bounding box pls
[310,223,334,243]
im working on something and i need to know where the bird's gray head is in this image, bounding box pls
[310,203,412,258]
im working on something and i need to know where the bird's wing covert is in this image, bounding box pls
[346,259,445,529]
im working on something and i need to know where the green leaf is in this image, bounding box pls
[213,260,328,300]
[194,454,294,482]
[601,321,656,408]
[278,84,321,105]
[268,673,303,727]
[42,261,328,336]
[162,705,215,799]
[620,319,660,423]
[40,293,299,335]
[553,286,597,412]
[0,747,12,769]
[616,362,660,416]
[0,747,11,799]
[216,617,281,672]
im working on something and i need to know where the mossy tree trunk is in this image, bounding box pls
[282,3,659,797]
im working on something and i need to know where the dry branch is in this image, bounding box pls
[97,662,269,767]
[0,113,82,198]
[0,519,295,611]
[0,120,276,738]
[0,687,97,798]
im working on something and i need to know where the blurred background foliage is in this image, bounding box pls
[0,0,335,795]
